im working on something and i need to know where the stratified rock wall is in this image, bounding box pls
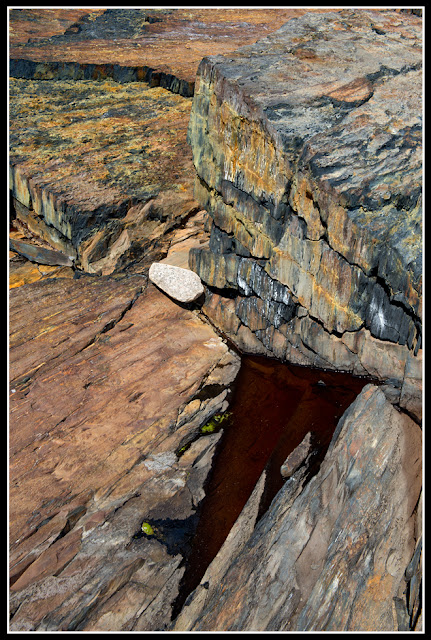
[187,9,422,409]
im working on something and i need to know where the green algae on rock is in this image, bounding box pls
[140,521,155,536]
[200,412,231,434]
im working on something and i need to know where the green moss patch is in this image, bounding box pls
[200,411,231,434]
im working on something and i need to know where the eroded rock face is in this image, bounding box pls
[9,77,198,275]
[187,9,422,405]
[173,385,422,631]
[8,8,423,633]
[9,277,240,630]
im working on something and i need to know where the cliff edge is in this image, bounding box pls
[188,9,422,420]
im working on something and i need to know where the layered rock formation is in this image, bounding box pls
[187,9,422,420]
[9,8,333,97]
[9,76,198,275]
[9,7,423,633]
[10,8,328,278]
[9,277,240,630]
[169,11,422,631]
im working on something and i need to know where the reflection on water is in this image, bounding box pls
[172,355,372,619]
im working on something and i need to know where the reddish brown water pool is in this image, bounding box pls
[172,354,373,618]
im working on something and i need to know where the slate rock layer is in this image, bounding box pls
[173,385,422,631]
[187,9,422,397]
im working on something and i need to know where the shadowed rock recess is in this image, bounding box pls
[9,8,422,633]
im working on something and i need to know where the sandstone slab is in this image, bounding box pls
[149,262,204,303]
[9,8,104,46]
[9,276,240,630]
[10,8,335,96]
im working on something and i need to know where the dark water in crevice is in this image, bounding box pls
[172,355,373,620]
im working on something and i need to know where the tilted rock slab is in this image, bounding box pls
[187,9,422,412]
[173,385,422,631]
[9,277,240,630]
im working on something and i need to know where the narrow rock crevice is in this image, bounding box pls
[76,287,144,357]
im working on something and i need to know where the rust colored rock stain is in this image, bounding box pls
[175,355,371,614]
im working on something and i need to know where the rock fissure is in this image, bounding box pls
[9,7,422,633]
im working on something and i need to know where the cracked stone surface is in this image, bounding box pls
[8,8,336,275]
[9,8,335,96]
[9,277,241,630]
[8,7,422,632]
[172,385,422,632]
[187,9,422,405]
[9,77,198,275]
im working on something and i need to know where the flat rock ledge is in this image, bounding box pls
[149,262,204,303]
[9,277,240,631]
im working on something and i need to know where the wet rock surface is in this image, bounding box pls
[173,385,422,631]
[171,355,371,620]
[187,9,422,395]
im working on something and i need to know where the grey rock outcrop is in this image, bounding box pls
[186,9,422,418]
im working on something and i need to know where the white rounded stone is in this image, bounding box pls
[149,262,204,303]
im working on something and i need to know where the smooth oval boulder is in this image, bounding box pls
[149,262,204,303]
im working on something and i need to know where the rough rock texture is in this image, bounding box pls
[9,8,334,97]
[8,8,105,46]
[9,77,198,275]
[173,385,422,631]
[9,8,423,633]
[8,8,335,276]
[159,209,210,270]
[9,219,75,289]
[149,263,204,303]
[9,277,240,630]
[187,9,422,410]
[280,431,313,479]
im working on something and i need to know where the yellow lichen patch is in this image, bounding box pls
[9,78,194,205]
[9,262,63,288]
